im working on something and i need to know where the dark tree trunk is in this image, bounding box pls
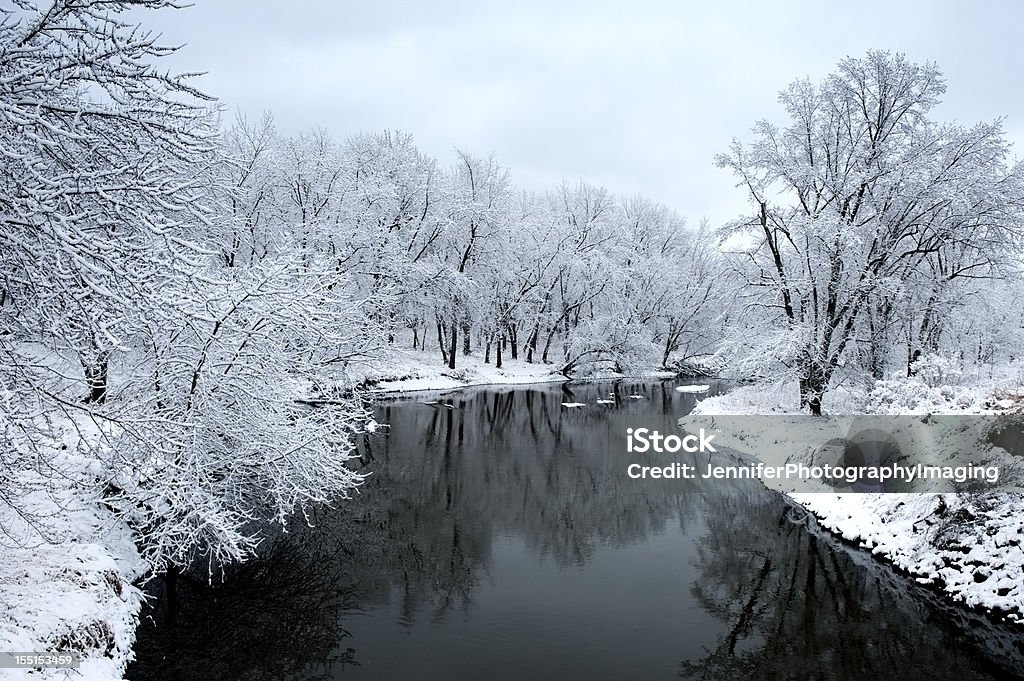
[412,327,419,350]
[916,296,944,361]
[865,297,893,380]
[526,323,539,363]
[484,338,491,364]
[510,324,518,360]
[908,348,922,377]
[799,364,827,416]
[462,321,471,356]
[662,329,678,369]
[448,323,458,370]
[542,326,556,364]
[83,351,109,404]
[437,319,448,365]
[496,334,503,369]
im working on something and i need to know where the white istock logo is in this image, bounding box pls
[626,428,717,453]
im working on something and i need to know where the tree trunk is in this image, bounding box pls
[542,326,556,364]
[662,326,679,369]
[462,321,471,356]
[526,323,540,363]
[908,348,922,377]
[496,334,503,369]
[867,300,890,380]
[83,351,110,404]
[412,327,419,350]
[484,338,491,364]
[448,323,458,370]
[917,295,944,359]
[165,564,179,626]
[437,318,448,365]
[510,324,518,360]
[799,363,827,416]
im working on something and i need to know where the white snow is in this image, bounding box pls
[350,349,568,394]
[562,402,586,408]
[347,348,692,396]
[674,384,710,393]
[596,399,615,404]
[0,450,147,680]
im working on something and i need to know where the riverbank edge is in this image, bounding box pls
[685,383,1024,628]
[792,491,1024,624]
[352,348,700,396]
[795,493,1024,625]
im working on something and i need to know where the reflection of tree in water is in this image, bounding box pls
[336,381,706,618]
[681,488,1024,681]
[355,382,706,574]
[128,531,361,681]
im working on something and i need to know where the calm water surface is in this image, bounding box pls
[129,379,1024,680]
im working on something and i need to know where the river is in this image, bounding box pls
[128,378,1024,680]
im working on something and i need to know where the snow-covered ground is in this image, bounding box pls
[0,457,146,680]
[686,374,1024,624]
[795,492,1024,623]
[343,348,566,393]
[346,347,677,394]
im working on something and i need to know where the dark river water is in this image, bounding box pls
[128,378,1024,681]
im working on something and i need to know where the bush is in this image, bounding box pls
[911,353,964,388]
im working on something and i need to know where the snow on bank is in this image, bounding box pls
[345,348,568,393]
[0,473,146,680]
[0,413,148,681]
[793,492,1024,622]
[686,377,1024,623]
[347,347,681,394]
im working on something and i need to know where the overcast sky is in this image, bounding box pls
[143,0,1024,227]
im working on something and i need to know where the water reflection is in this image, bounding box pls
[128,379,1024,681]
[681,488,1024,680]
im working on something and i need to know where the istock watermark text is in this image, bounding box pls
[626,428,717,453]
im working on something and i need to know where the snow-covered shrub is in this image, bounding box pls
[911,353,964,388]
[866,378,981,414]
[559,315,658,376]
[443,367,470,382]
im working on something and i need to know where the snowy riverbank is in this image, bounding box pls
[684,376,1024,624]
[0,430,147,681]
[348,347,679,394]
[351,349,568,393]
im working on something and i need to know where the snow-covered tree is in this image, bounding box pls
[0,0,214,532]
[104,258,374,572]
[433,151,511,369]
[717,50,1024,412]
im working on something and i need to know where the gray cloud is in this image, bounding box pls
[143,0,1024,226]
